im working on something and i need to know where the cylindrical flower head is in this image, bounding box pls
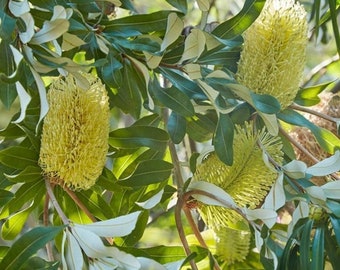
[194,123,283,228]
[214,226,251,266]
[236,0,308,109]
[39,73,110,190]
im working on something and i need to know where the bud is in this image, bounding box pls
[194,123,283,228]
[236,0,308,109]
[39,73,110,190]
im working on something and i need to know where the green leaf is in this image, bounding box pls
[119,160,173,187]
[307,151,340,177]
[21,257,59,270]
[111,59,144,119]
[180,29,206,62]
[158,67,205,100]
[294,81,334,106]
[250,93,281,114]
[213,113,234,165]
[109,126,169,150]
[103,11,177,35]
[186,112,217,142]
[0,146,38,169]
[151,85,194,117]
[1,205,33,240]
[123,210,149,246]
[167,112,186,144]
[166,0,187,13]
[140,245,193,264]
[5,165,42,183]
[330,216,340,245]
[0,226,64,270]
[300,219,313,270]
[76,190,114,220]
[0,181,45,219]
[0,189,14,205]
[328,0,340,55]
[0,9,17,41]
[75,211,141,237]
[311,226,325,270]
[161,13,184,51]
[212,0,265,39]
[0,43,17,108]
[30,19,70,44]
[324,225,340,269]
[278,109,340,154]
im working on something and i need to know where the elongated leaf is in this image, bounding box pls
[0,226,64,270]
[0,146,38,170]
[0,181,45,219]
[187,180,236,208]
[136,189,164,209]
[21,257,59,270]
[63,230,85,270]
[328,0,340,55]
[75,211,141,237]
[212,0,265,39]
[166,0,187,13]
[158,67,205,100]
[180,29,206,62]
[12,81,31,124]
[119,160,173,187]
[103,11,177,35]
[151,86,194,117]
[311,226,325,270]
[213,113,234,165]
[30,19,69,44]
[283,160,307,179]
[161,13,184,51]
[244,208,277,228]
[167,111,186,144]
[0,9,16,41]
[306,150,340,176]
[300,219,313,270]
[321,180,340,200]
[109,126,169,150]
[5,165,42,183]
[0,189,14,205]
[250,92,281,114]
[330,216,340,245]
[262,173,285,210]
[1,205,33,240]
[294,81,334,106]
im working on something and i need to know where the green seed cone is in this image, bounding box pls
[236,0,308,109]
[39,73,110,190]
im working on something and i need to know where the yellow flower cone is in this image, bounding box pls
[194,123,283,228]
[39,73,110,190]
[214,226,251,266]
[236,0,308,109]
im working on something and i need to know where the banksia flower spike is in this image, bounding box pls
[39,73,110,190]
[194,123,283,228]
[236,0,308,109]
[214,226,251,266]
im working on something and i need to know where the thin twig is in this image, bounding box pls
[43,192,54,261]
[279,125,320,164]
[45,179,69,225]
[290,103,336,123]
[182,205,221,270]
[63,187,97,223]
[175,197,198,270]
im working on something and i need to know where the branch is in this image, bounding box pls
[290,103,336,123]
[45,178,69,225]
